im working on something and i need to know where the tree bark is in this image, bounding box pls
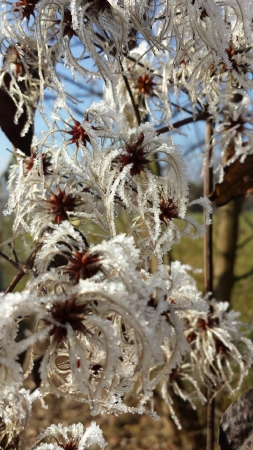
[214,198,243,303]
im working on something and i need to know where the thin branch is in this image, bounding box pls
[156,111,210,135]
[0,250,20,270]
[204,117,215,450]
[183,140,206,157]
[243,214,253,229]
[204,119,214,294]
[51,72,103,96]
[170,101,193,115]
[234,268,253,281]
[237,234,253,250]
[11,246,19,264]
[4,245,41,294]
[124,55,163,78]
[119,59,142,126]
[5,270,26,294]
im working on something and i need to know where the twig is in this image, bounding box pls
[206,391,215,450]
[170,101,193,115]
[204,118,214,294]
[234,268,253,281]
[243,214,253,229]
[0,250,20,270]
[156,111,210,135]
[4,245,41,294]
[204,117,215,450]
[124,55,163,77]
[5,270,26,294]
[237,234,253,250]
[119,59,142,126]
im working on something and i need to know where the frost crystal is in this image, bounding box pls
[34,422,107,449]
[1,0,253,442]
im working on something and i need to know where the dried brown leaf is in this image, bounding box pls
[209,154,253,206]
[219,389,253,450]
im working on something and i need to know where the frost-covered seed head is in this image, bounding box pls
[64,250,102,284]
[120,133,149,176]
[46,189,80,224]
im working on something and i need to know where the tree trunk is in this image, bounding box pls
[214,198,243,303]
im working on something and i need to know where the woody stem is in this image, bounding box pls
[204,117,215,450]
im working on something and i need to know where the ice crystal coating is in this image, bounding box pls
[0,245,209,418]
[0,386,40,449]
[5,105,211,262]
[34,422,107,449]
[1,0,253,440]
[184,300,253,393]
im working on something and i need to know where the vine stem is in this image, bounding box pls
[204,117,215,450]
[119,59,141,126]
[4,245,41,294]
[204,118,214,294]
[157,111,210,134]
